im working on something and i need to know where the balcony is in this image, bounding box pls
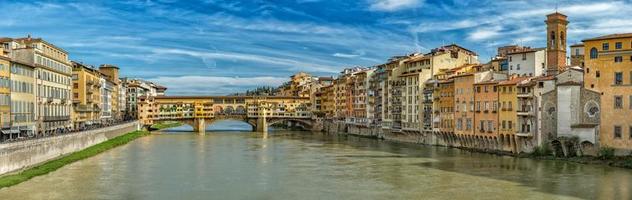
[517,92,533,98]
[516,131,533,137]
[43,115,71,122]
[517,106,533,116]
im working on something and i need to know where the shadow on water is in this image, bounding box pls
[281,133,632,200]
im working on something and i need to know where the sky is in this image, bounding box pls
[1,0,631,95]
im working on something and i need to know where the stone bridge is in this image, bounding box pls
[138,96,322,134]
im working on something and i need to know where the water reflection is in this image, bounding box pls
[0,124,630,200]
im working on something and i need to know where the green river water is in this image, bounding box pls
[0,121,630,200]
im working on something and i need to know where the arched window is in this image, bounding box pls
[590,47,598,59]
[550,31,556,47]
[560,31,565,46]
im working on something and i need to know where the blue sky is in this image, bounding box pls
[1,0,631,95]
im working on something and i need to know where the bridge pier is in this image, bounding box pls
[193,118,206,135]
[256,117,268,134]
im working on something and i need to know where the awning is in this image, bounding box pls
[2,130,20,134]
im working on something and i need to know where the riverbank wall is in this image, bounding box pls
[322,120,537,155]
[0,121,140,176]
[321,120,602,158]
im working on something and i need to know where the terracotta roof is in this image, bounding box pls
[582,33,632,42]
[570,43,584,47]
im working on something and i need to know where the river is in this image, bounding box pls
[0,121,630,200]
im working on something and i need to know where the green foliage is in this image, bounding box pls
[531,145,552,157]
[150,121,183,130]
[598,147,616,160]
[0,130,150,189]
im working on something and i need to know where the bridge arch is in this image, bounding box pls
[267,118,314,130]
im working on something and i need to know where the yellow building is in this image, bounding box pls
[278,72,313,97]
[333,76,349,120]
[320,84,335,118]
[1,38,38,137]
[71,61,103,129]
[0,39,11,137]
[11,36,73,134]
[498,77,528,153]
[397,45,479,132]
[247,97,311,118]
[583,33,632,153]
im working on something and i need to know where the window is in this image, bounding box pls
[614,126,622,139]
[596,70,600,78]
[615,96,623,109]
[509,56,512,62]
[616,42,622,49]
[603,43,609,50]
[575,48,580,56]
[517,64,521,70]
[502,120,506,129]
[466,118,472,130]
[508,121,513,130]
[630,126,632,139]
[590,48,598,59]
[550,31,555,47]
[522,53,527,60]
[615,72,623,85]
[615,56,623,63]
[538,82,544,88]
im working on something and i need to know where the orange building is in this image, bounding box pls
[473,80,500,137]
[453,73,474,136]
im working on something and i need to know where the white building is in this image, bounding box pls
[507,48,547,77]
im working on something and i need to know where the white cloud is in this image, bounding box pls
[147,76,287,95]
[333,50,365,58]
[150,48,341,73]
[411,19,478,33]
[467,26,502,41]
[369,0,423,12]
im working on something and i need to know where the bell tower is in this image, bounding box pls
[545,12,568,75]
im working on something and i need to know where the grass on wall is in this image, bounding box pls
[0,130,150,189]
[150,121,183,130]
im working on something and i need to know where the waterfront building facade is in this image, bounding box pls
[541,68,601,156]
[0,40,12,135]
[123,78,166,119]
[71,61,103,129]
[583,33,632,154]
[11,37,72,135]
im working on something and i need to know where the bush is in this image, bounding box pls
[598,147,615,160]
[532,145,552,157]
